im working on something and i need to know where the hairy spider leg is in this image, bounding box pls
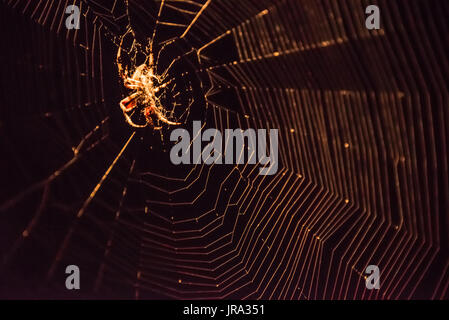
[120,92,140,113]
[123,111,147,128]
[144,107,161,130]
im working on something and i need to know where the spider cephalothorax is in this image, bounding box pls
[117,31,180,129]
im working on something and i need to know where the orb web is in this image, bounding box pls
[1,0,449,300]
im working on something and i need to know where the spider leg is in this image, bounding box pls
[122,112,147,128]
[154,109,181,126]
[145,105,180,127]
[117,29,132,80]
[124,78,143,89]
[144,107,162,130]
[119,92,140,113]
[155,38,177,75]
[117,27,137,81]
[153,78,174,93]
[149,51,154,67]
[160,49,194,80]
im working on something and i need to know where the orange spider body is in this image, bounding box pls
[117,33,180,129]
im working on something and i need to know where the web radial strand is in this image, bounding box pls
[0,0,448,300]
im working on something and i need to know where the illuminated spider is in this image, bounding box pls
[116,31,180,129]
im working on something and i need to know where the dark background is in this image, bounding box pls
[1,0,449,300]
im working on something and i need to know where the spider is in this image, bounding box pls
[116,31,180,129]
